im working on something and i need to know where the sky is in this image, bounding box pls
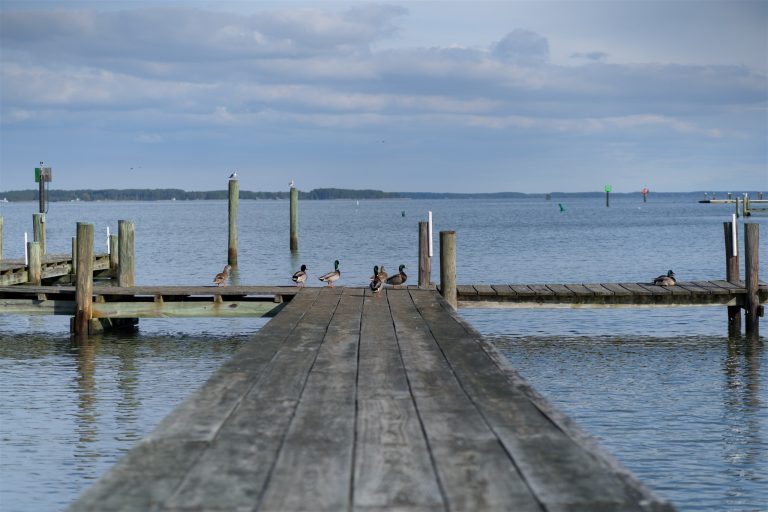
[0,0,766,193]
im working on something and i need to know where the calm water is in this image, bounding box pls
[0,195,766,511]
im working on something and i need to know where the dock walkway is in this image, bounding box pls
[69,287,672,512]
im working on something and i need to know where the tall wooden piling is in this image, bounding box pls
[71,236,77,277]
[109,234,119,277]
[118,220,135,287]
[724,221,741,336]
[418,221,431,288]
[744,223,760,337]
[27,242,42,285]
[74,223,94,336]
[33,213,46,255]
[290,186,298,252]
[440,230,457,309]
[735,197,741,218]
[228,179,239,266]
[0,216,4,260]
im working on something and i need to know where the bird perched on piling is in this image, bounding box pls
[370,265,383,293]
[319,260,341,287]
[213,265,232,286]
[386,264,407,288]
[292,264,308,287]
[653,270,676,286]
[228,172,237,180]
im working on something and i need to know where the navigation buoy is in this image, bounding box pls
[558,203,565,212]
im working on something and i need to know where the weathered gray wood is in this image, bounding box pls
[455,284,477,296]
[117,220,135,287]
[744,223,760,337]
[74,223,94,335]
[563,284,595,297]
[582,283,614,296]
[109,234,118,277]
[290,186,298,252]
[409,289,673,512]
[690,281,732,295]
[27,242,42,286]
[33,213,46,255]
[527,284,554,295]
[509,284,537,296]
[617,282,651,295]
[491,284,516,297]
[418,221,432,288]
[600,283,634,296]
[228,179,239,266]
[439,231,457,309]
[473,284,497,296]
[546,284,575,297]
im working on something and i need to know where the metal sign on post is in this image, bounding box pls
[604,184,612,193]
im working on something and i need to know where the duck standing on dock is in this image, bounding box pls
[319,260,341,287]
[386,264,407,288]
[370,265,383,294]
[292,264,308,287]
[377,265,388,283]
[653,270,676,286]
[213,265,232,286]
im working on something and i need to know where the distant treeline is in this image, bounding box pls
[0,188,756,202]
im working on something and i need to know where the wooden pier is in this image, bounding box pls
[456,280,768,308]
[0,253,110,286]
[68,287,672,512]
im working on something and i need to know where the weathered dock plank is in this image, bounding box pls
[68,287,672,512]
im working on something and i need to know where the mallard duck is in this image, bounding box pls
[319,260,341,287]
[386,264,407,288]
[377,265,388,282]
[213,265,231,286]
[370,265,383,293]
[653,270,676,286]
[292,264,308,287]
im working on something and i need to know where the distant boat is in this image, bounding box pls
[0,197,8,203]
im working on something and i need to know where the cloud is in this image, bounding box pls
[491,29,549,65]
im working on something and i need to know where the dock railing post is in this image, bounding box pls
[109,234,119,278]
[290,186,298,252]
[27,241,42,285]
[74,222,93,336]
[33,213,46,255]
[744,223,760,338]
[228,179,239,266]
[724,220,741,336]
[440,230,457,309]
[418,221,431,288]
[117,220,135,287]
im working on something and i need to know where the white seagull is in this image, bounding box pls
[229,171,237,180]
[289,179,295,188]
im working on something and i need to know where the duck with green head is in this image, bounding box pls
[292,264,308,287]
[319,260,341,287]
[653,270,676,286]
[370,265,383,293]
[386,264,407,288]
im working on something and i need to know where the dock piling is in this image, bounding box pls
[0,216,3,260]
[109,234,119,277]
[290,186,298,252]
[118,220,135,287]
[74,223,94,336]
[228,179,239,266]
[744,223,760,337]
[724,220,741,336]
[440,230,457,309]
[33,213,46,255]
[418,221,431,287]
[27,242,42,285]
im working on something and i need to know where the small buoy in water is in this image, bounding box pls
[558,203,565,212]
[401,210,405,217]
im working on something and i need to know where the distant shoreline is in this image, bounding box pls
[0,188,760,202]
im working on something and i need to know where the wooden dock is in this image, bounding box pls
[456,280,768,308]
[0,253,110,286]
[69,287,672,512]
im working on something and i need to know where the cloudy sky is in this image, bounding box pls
[1,0,766,192]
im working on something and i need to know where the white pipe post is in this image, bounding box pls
[732,213,738,257]
[24,232,28,264]
[106,226,111,253]
[428,211,433,258]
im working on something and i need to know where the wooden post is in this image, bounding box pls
[33,213,46,255]
[418,221,431,288]
[290,186,298,252]
[744,194,750,216]
[118,220,135,287]
[109,234,119,277]
[735,197,740,218]
[724,221,741,336]
[38,173,46,214]
[440,230,457,309]
[228,179,238,266]
[27,241,42,285]
[71,236,77,277]
[605,190,610,207]
[0,216,4,260]
[74,222,93,336]
[744,223,760,337]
